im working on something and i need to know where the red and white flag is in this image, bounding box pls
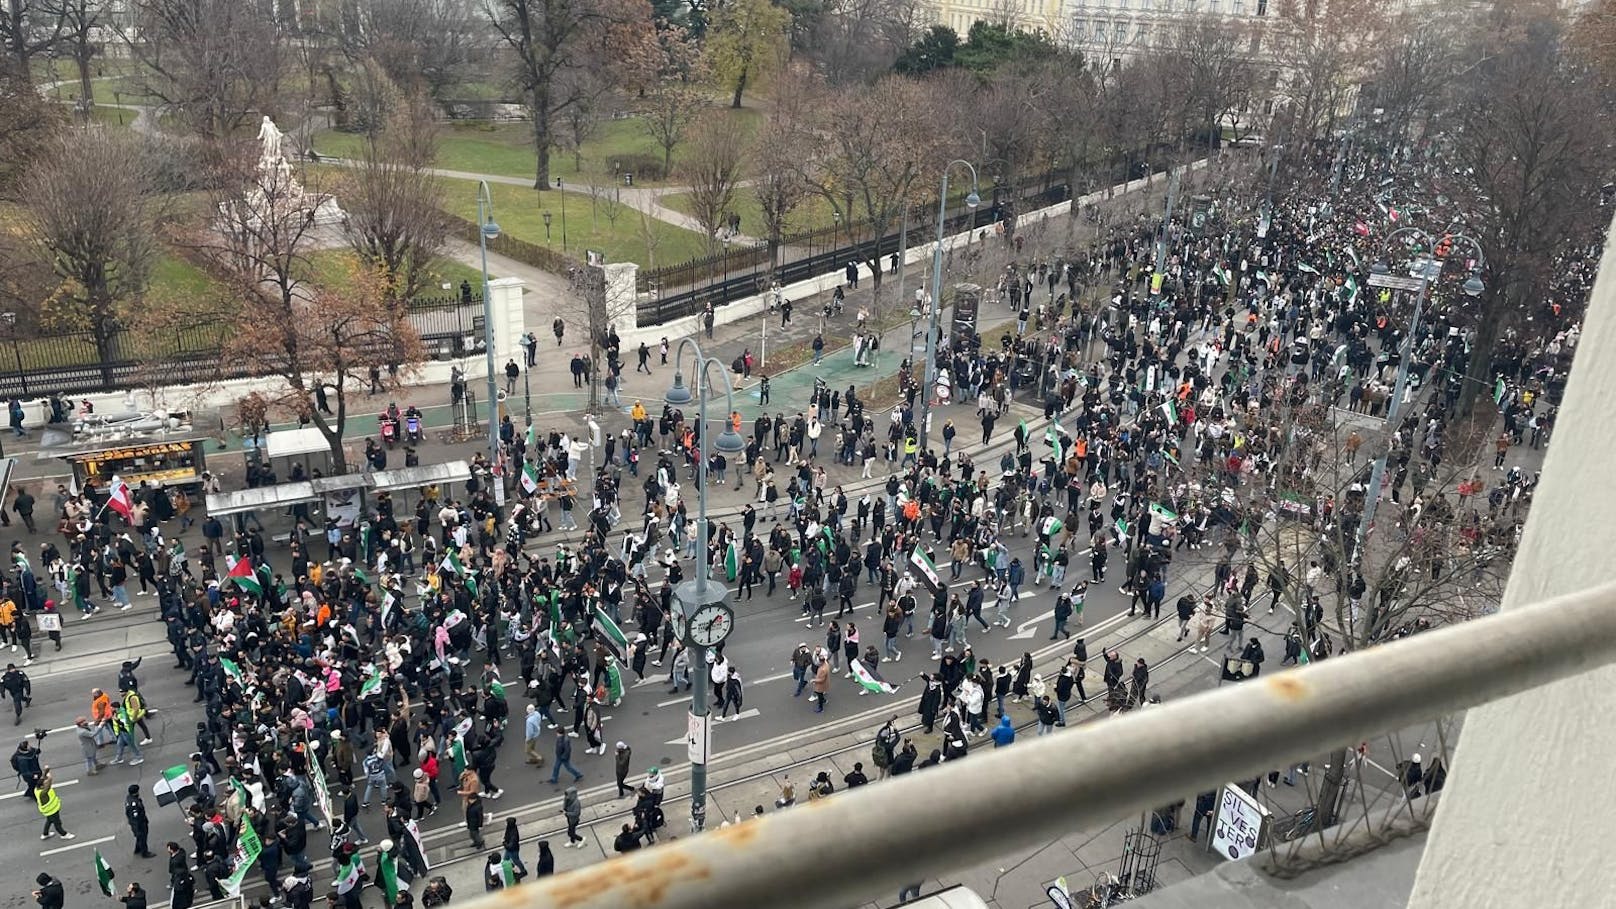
[107,476,134,520]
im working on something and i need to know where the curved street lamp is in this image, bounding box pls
[663,337,745,834]
[919,160,981,451]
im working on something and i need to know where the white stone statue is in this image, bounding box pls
[257,115,285,168]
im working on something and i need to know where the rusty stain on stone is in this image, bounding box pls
[544,849,712,909]
[1267,674,1309,702]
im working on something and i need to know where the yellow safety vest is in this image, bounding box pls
[36,784,60,816]
[123,690,145,721]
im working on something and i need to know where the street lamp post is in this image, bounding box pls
[543,210,552,244]
[664,340,747,833]
[555,177,569,252]
[476,181,503,503]
[918,160,980,451]
[1358,228,1486,559]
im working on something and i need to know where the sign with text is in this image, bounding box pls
[1211,783,1269,861]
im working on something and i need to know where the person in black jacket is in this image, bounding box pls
[612,823,641,854]
[2,662,30,724]
[120,883,149,909]
[33,873,63,909]
[126,784,155,858]
[167,842,196,909]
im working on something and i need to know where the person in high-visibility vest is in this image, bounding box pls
[35,766,71,839]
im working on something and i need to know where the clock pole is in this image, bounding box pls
[664,339,747,835]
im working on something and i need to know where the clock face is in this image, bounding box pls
[689,604,733,647]
[670,608,688,642]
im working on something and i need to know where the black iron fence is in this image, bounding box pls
[0,293,485,398]
[634,173,1075,326]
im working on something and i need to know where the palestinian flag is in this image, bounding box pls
[225,558,263,597]
[850,658,896,694]
[359,667,384,699]
[909,546,942,596]
[521,462,541,495]
[335,853,365,895]
[1160,399,1178,426]
[592,604,630,661]
[724,540,740,581]
[378,847,401,905]
[94,848,115,897]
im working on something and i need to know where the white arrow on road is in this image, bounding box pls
[1007,609,1056,640]
[663,708,760,744]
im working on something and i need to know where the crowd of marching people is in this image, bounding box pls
[0,140,1579,909]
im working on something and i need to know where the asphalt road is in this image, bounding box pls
[0,509,1240,907]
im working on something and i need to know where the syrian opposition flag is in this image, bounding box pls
[501,857,520,887]
[605,660,624,704]
[1045,425,1064,464]
[94,848,115,897]
[1160,399,1179,426]
[591,604,629,661]
[381,592,398,629]
[106,477,134,521]
[723,540,740,581]
[440,550,465,578]
[359,667,384,699]
[402,819,431,873]
[909,546,942,596]
[335,853,365,895]
[225,558,263,596]
[450,736,467,776]
[220,657,245,685]
[850,658,896,694]
[153,764,196,806]
[1493,378,1507,405]
[1150,503,1180,524]
[352,566,371,587]
[521,462,541,495]
[525,424,538,450]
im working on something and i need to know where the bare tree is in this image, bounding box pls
[750,79,810,268]
[333,0,484,99]
[804,0,922,85]
[121,0,287,143]
[19,127,162,388]
[1446,5,1615,415]
[800,75,946,320]
[637,30,709,176]
[482,0,651,188]
[340,92,452,310]
[1361,14,1462,145]
[680,111,744,257]
[0,0,63,79]
[1153,15,1255,157]
[1266,0,1387,168]
[0,69,65,193]
[53,0,108,115]
[212,152,421,472]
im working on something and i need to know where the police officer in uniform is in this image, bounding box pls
[126,784,155,858]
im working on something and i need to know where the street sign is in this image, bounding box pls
[1211,783,1269,861]
[1367,272,1425,292]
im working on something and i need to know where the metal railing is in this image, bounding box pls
[471,580,1616,909]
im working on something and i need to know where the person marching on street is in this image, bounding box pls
[2,661,30,725]
[35,766,71,840]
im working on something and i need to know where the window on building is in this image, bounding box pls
[1113,21,1125,40]
[1074,19,1086,38]
[1139,0,1151,10]
[1137,22,1151,44]
[1207,0,1220,11]
[1257,0,1268,13]
[1232,0,1245,14]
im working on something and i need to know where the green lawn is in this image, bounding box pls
[147,253,225,302]
[659,186,840,239]
[302,249,491,301]
[312,106,764,187]
[81,104,136,127]
[439,177,710,269]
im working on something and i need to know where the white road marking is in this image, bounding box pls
[1,778,76,800]
[40,833,113,856]
[664,708,761,743]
